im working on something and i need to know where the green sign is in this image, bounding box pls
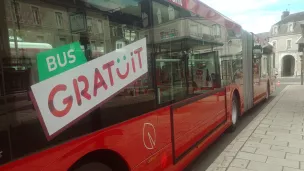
[37,42,87,81]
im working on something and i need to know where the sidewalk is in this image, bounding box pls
[206,85,304,171]
[279,82,301,85]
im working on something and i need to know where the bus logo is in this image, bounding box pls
[143,123,156,150]
[30,38,148,140]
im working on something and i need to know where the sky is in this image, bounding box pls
[202,0,304,34]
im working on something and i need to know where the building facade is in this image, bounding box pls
[269,11,304,77]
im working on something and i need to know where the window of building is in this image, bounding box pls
[190,24,198,35]
[171,0,182,6]
[90,40,96,50]
[124,29,137,42]
[11,2,22,22]
[55,12,63,28]
[59,37,66,46]
[157,8,162,24]
[288,23,293,32]
[36,35,44,42]
[212,24,221,37]
[142,12,149,27]
[87,17,93,33]
[272,40,277,50]
[97,20,103,33]
[272,26,278,34]
[97,42,104,53]
[168,5,175,20]
[152,1,181,26]
[287,39,292,49]
[112,26,117,36]
[31,6,41,25]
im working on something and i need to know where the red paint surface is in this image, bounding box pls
[0,90,230,171]
[0,79,273,171]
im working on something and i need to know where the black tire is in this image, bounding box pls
[73,162,112,171]
[228,95,240,132]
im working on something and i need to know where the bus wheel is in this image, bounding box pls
[73,162,112,171]
[228,95,239,132]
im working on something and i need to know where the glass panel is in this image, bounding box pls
[152,0,222,104]
[156,52,187,103]
[0,0,155,163]
[188,52,220,94]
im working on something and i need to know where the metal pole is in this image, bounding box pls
[302,53,304,85]
[301,60,303,85]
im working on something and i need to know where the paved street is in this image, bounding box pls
[189,85,304,171]
[185,84,287,171]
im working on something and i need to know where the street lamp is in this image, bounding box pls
[301,55,304,85]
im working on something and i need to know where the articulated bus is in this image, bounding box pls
[0,0,275,171]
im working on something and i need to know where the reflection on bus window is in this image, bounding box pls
[156,52,187,104]
[0,0,156,162]
[188,52,219,94]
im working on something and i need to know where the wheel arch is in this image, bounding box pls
[233,89,241,104]
[231,88,242,116]
[68,149,130,171]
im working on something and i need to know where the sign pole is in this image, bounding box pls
[302,52,304,85]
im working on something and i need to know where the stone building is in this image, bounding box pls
[269,11,304,77]
[5,0,111,60]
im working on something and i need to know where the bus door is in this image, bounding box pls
[165,51,226,163]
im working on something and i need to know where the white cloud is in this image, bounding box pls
[201,0,281,33]
[231,11,281,33]
[202,0,278,13]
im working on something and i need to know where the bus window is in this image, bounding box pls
[0,0,155,162]
[188,51,221,94]
[153,1,222,104]
[156,52,187,104]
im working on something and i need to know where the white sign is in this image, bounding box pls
[31,38,148,139]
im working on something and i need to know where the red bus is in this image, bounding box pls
[0,0,275,171]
